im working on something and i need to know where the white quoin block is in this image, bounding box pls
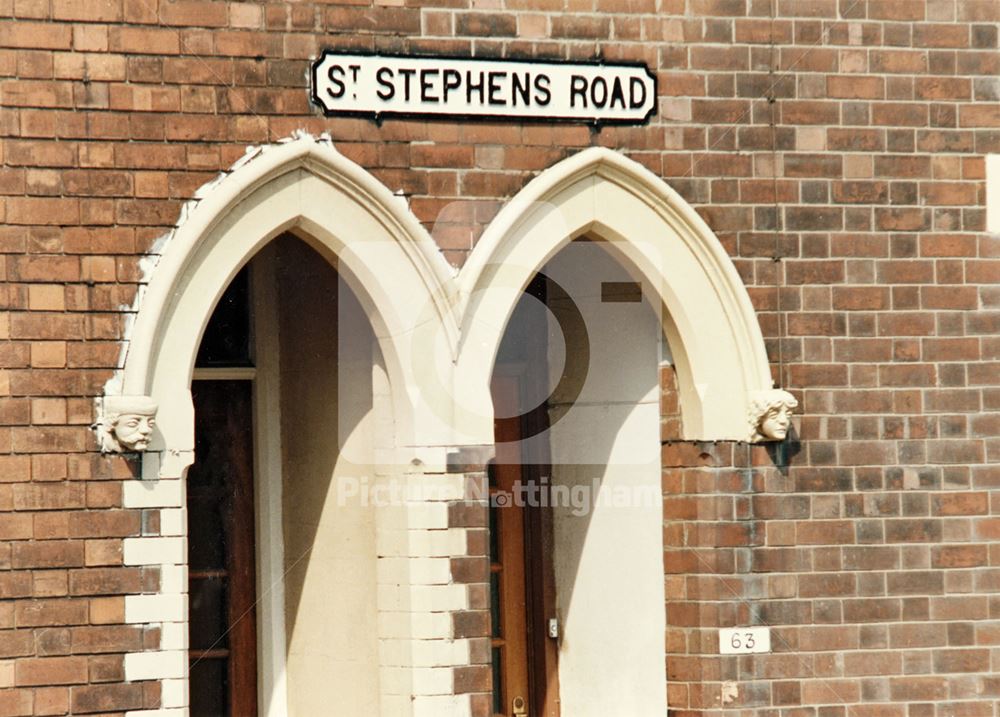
[377,528,468,557]
[158,564,187,593]
[378,638,471,668]
[158,508,186,536]
[123,536,186,565]
[379,611,452,640]
[987,154,1000,234]
[382,502,450,530]
[158,622,188,650]
[377,557,452,585]
[399,474,466,502]
[123,478,184,508]
[412,694,472,717]
[125,594,187,624]
[124,649,186,680]
[377,583,467,613]
[411,638,471,668]
[159,679,187,708]
[408,667,455,695]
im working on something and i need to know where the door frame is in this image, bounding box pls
[492,359,560,717]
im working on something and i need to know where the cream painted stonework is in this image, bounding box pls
[107,134,777,717]
[748,388,799,443]
[94,395,158,454]
[107,133,774,460]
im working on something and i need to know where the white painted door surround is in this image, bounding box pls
[108,133,774,717]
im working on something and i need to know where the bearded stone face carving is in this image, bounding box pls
[95,396,158,453]
[748,389,798,443]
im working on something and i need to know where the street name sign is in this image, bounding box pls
[311,52,657,124]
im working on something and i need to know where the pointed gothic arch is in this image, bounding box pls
[457,146,774,442]
[108,136,777,717]
[113,138,774,460]
[116,135,458,468]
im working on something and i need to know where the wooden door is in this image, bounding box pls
[490,372,560,717]
[187,380,257,716]
[491,373,531,717]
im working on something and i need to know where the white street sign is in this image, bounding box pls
[311,52,657,124]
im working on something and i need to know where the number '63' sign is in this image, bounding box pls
[718,627,771,655]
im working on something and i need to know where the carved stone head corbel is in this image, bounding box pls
[95,395,158,454]
[747,389,798,443]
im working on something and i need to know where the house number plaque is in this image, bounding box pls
[719,627,771,655]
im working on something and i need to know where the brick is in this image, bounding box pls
[84,539,122,567]
[158,0,227,26]
[29,342,67,368]
[86,653,124,682]
[68,567,142,596]
[6,198,78,225]
[14,599,88,627]
[932,648,989,673]
[70,682,143,713]
[551,15,611,40]
[11,541,84,569]
[108,27,179,54]
[781,100,839,124]
[932,545,987,568]
[12,484,86,511]
[784,153,841,178]
[960,105,1000,128]
[14,656,86,686]
[0,22,72,49]
[456,13,516,36]
[52,0,121,22]
[0,631,33,660]
[0,689,33,716]
[828,75,883,99]
[87,597,123,625]
[11,427,87,453]
[871,49,928,73]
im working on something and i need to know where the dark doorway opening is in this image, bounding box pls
[187,266,258,717]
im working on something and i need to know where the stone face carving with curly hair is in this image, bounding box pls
[748,389,798,443]
[95,396,158,454]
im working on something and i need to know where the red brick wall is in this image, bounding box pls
[2,0,1000,714]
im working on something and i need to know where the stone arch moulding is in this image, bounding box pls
[111,134,461,476]
[104,135,776,715]
[109,136,777,468]
[455,145,775,442]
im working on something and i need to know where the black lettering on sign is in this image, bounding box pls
[376,67,395,100]
[570,75,587,108]
[311,52,657,124]
[326,65,346,99]
[487,71,505,106]
[629,76,646,109]
[420,69,440,102]
[398,68,416,102]
[609,76,626,109]
[512,72,530,107]
[442,69,461,102]
[534,74,551,106]
[467,71,485,104]
[590,77,607,108]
